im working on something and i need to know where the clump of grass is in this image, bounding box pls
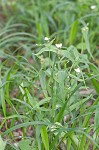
[0,1,99,150]
[0,0,99,57]
[0,33,99,150]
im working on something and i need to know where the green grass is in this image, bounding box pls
[0,0,99,150]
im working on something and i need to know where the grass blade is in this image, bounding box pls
[41,126,49,150]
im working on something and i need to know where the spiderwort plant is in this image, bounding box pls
[0,1,99,149]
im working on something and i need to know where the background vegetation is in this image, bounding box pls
[0,0,99,150]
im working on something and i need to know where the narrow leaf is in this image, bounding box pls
[41,126,49,150]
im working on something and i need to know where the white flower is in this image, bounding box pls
[13,142,19,148]
[55,43,62,48]
[56,104,61,109]
[44,37,49,41]
[90,5,96,9]
[82,26,89,32]
[75,68,81,73]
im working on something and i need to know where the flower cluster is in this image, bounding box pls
[90,5,96,10]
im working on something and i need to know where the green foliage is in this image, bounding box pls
[69,20,78,44]
[0,136,6,150]
[41,126,49,150]
[19,139,35,150]
[0,0,99,150]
